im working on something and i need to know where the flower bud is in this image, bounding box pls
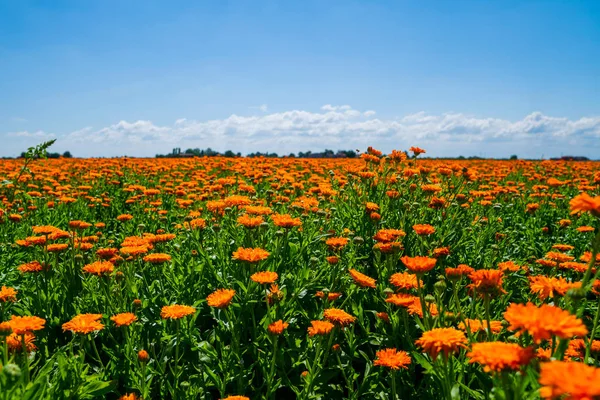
[138,349,149,363]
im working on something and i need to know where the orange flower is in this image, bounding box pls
[401,256,437,274]
[315,291,342,301]
[117,214,134,221]
[539,361,600,399]
[268,320,289,335]
[119,394,141,400]
[373,229,406,243]
[237,214,264,228]
[323,308,356,326]
[412,224,435,235]
[271,213,302,228]
[17,261,44,273]
[529,275,580,300]
[468,342,533,373]
[570,193,600,217]
[468,269,505,296]
[6,332,36,353]
[143,253,172,264]
[458,319,503,334]
[577,226,595,233]
[325,237,349,251]
[62,314,104,334]
[82,261,114,276]
[504,302,588,343]
[207,289,236,308]
[47,243,69,252]
[348,269,376,288]
[250,271,278,285]
[373,348,411,370]
[0,286,17,303]
[161,305,196,319]
[385,293,419,308]
[409,146,426,155]
[232,247,270,263]
[8,315,46,335]
[415,328,468,359]
[407,298,439,318]
[497,261,522,272]
[445,264,475,280]
[389,272,418,290]
[307,320,335,336]
[221,396,250,400]
[545,251,574,263]
[110,312,138,327]
[138,349,149,362]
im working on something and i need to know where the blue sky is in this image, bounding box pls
[1,0,599,158]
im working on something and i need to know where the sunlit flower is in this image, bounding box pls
[415,328,468,359]
[161,305,196,319]
[307,320,335,336]
[110,312,138,327]
[348,269,376,288]
[373,348,411,370]
[539,361,600,399]
[82,261,114,276]
[8,315,46,335]
[232,247,270,263]
[324,308,356,326]
[0,286,17,303]
[251,271,278,285]
[207,289,236,308]
[62,314,104,334]
[268,320,289,335]
[468,342,533,373]
[401,256,437,274]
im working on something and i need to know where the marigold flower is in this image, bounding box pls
[373,229,406,243]
[307,320,335,336]
[325,237,349,251]
[251,271,278,285]
[504,302,588,343]
[497,260,522,272]
[389,272,418,290]
[445,264,475,279]
[415,327,468,359]
[458,319,503,334]
[323,308,356,326]
[348,269,376,288]
[237,214,264,228]
[576,226,595,233]
[110,312,138,327]
[232,247,270,263]
[207,289,236,308]
[0,286,17,303]
[401,256,437,274]
[143,253,172,264]
[409,146,426,155]
[529,275,581,300]
[17,260,44,273]
[539,361,600,399]
[386,293,419,307]
[119,394,140,400]
[62,314,104,334]
[570,193,600,217]
[407,298,439,318]
[6,332,36,353]
[376,312,390,323]
[412,224,435,235]
[117,214,134,221]
[468,269,505,296]
[221,396,250,400]
[268,320,289,335]
[82,261,114,276]
[138,349,149,362]
[161,305,196,319]
[468,342,533,373]
[8,315,46,335]
[271,213,302,228]
[96,248,119,259]
[373,348,411,370]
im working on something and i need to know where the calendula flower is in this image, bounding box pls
[232,247,270,263]
[161,305,196,319]
[17,261,44,273]
[413,224,435,235]
[529,275,580,300]
[82,261,114,276]
[8,315,46,335]
[468,342,533,373]
[373,229,406,243]
[0,286,17,303]
[348,269,376,288]
[62,314,104,334]
[570,193,600,217]
[207,289,236,308]
[307,320,335,336]
[389,272,418,290]
[221,396,250,400]
[271,213,302,228]
[415,328,468,360]
[237,214,264,228]
[385,293,419,307]
[410,146,426,155]
[6,333,36,353]
[323,308,356,326]
[401,256,437,274]
[118,394,141,400]
[325,237,349,251]
[504,302,588,343]
[458,319,503,334]
[250,271,278,285]
[468,269,505,296]
[539,361,600,399]
[268,320,289,335]
[445,264,475,280]
[373,348,411,370]
[110,312,138,327]
[143,253,172,264]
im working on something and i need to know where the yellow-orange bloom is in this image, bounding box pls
[468,342,533,373]
[268,320,289,335]
[237,214,264,228]
[82,261,114,276]
[271,213,302,228]
[570,193,600,217]
[143,253,172,264]
[373,348,411,370]
[110,312,138,327]
[539,361,600,399]
[250,271,278,285]
[161,305,196,319]
[6,332,36,353]
[415,328,468,359]
[0,286,17,303]
[504,302,588,343]
[348,269,376,288]
[323,308,356,326]
[8,315,46,335]
[468,269,505,296]
[232,247,270,263]
[207,289,236,308]
[458,319,503,334]
[325,237,349,251]
[401,256,437,274]
[307,320,335,336]
[62,314,104,334]
[412,224,435,235]
[389,272,418,290]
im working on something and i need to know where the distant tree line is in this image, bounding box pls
[155,148,359,158]
[9,151,73,159]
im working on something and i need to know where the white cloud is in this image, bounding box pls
[3,105,600,158]
[8,130,56,139]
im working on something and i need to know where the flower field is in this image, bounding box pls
[1,147,600,399]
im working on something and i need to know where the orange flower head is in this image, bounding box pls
[415,327,468,360]
[389,272,418,290]
[268,320,289,335]
[251,271,278,285]
[232,247,270,263]
[7,332,36,353]
[237,214,264,228]
[323,308,356,326]
[529,275,581,301]
[221,396,250,400]
[445,264,475,280]
[458,319,503,334]
[504,302,588,343]
[161,305,196,319]
[348,269,376,288]
[373,348,411,370]
[468,342,533,373]
[468,269,505,296]
[82,261,114,276]
[409,146,426,155]
[8,315,46,335]
[539,361,600,399]
[62,314,104,334]
[570,193,600,218]
[138,349,149,362]
[385,293,419,307]
[207,289,236,308]
[143,253,172,264]
[18,261,44,273]
[401,256,437,274]
[307,320,335,336]
[0,286,17,303]
[110,312,138,327]
[271,213,302,228]
[413,224,435,235]
[373,229,406,243]
[325,237,350,251]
